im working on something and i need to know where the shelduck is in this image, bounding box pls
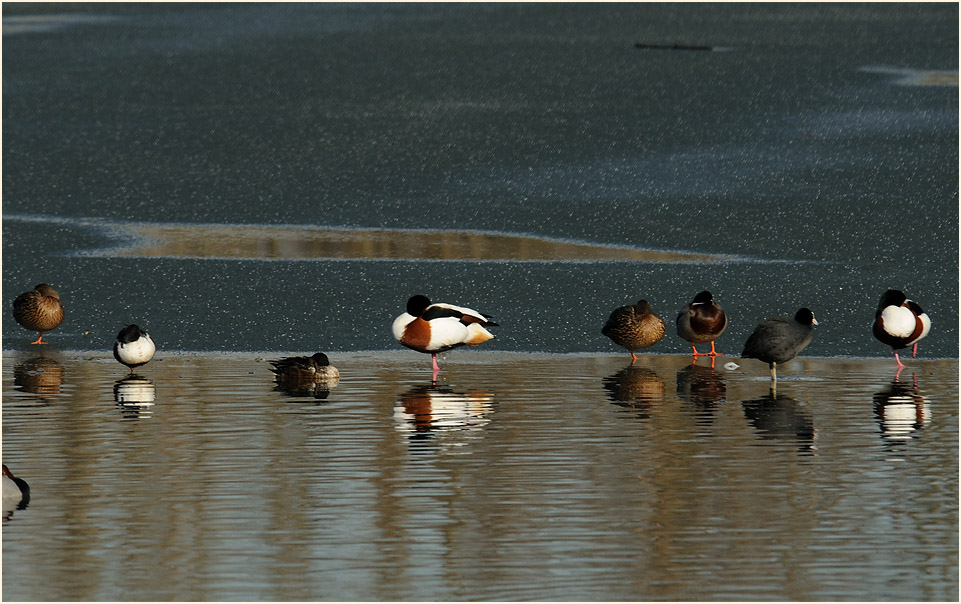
[113,324,157,373]
[392,294,497,380]
[872,290,931,369]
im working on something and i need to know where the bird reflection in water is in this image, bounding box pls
[13,355,64,397]
[676,363,726,423]
[602,365,666,419]
[742,387,817,454]
[3,464,31,522]
[393,384,493,448]
[114,375,156,418]
[872,376,929,445]
[269,354,340,400]
[271,370,340,400]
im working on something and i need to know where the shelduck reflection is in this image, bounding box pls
[393,384,494,447]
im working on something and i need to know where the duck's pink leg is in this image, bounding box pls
[431,353,440,381]
[912,342,919,358]
[894,350,906,369]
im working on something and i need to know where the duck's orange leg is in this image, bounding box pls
[30,333,48,345]
[707,341,724,356]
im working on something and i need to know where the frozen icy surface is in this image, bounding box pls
[3,2,957,357]
[2,6,958,602]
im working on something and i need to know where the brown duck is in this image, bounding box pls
[676,290,728,357]
[602,299,665,363]
[269,352,340,383]
[13,283,64,345]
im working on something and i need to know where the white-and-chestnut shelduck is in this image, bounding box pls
[113,324,157,373]
[392,294,498,380]
[872,289,931,369]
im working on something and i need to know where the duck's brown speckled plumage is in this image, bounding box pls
[13,283,64,344]
[269,352,340,383]
[602,300,665,361]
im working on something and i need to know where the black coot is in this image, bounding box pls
[741,308,818,380]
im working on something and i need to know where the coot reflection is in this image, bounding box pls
[741,388,817,454]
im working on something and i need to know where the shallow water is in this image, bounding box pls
[2,350,958,601]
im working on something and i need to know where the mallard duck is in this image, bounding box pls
[676,290,727,357]
[741,308,818,380]
[269,352,340,382]
[392,294,497,380]
[602,299,665,363]
[872,289,931,368]
[113,324,157,373]
[13,283,64,344]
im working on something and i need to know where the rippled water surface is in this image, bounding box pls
[2,351,957,601]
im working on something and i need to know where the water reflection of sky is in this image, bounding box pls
[2,352,956,600]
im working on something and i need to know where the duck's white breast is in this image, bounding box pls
[118,335,156,364]
[2,474,22,499]
[880,306,917,338]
